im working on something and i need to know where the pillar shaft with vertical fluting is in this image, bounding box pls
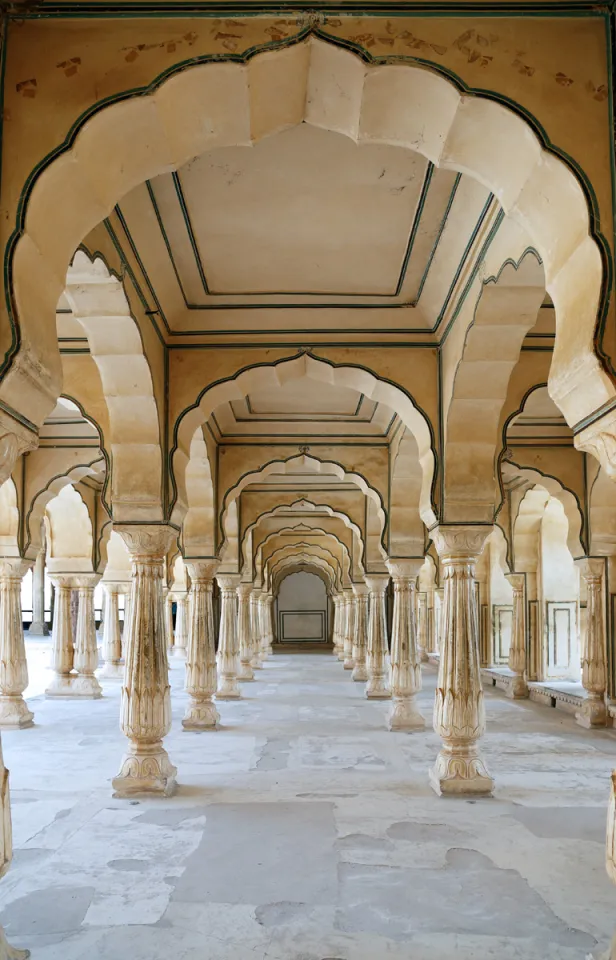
[183,560,220,730]
[576,558,608,728]
[365,574,391,699]
[216,574,241,699]
[100,584,123,679]
[237,583,255,681]
[351,583,369,681]
[112,525,176,797]
[505,573,528,698]
[429,525,493,797]
[73,576,102,698]
[386,559,424,730]
[343,589,356,670]
[46,576,75,697]
[0,560,33,728]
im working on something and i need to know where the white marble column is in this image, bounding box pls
[172,593,188,660]
[435,586,444,653]
[331,594,341,656]
[237,582,255,682]
[505,573,529,699]
[0,732,30,958]
[429,525,493,797]
[121,591,132,661]
[386,559,424,730]
[417,591,429,663]
[576,558,608,728]
[112,525,176,798]
[251,590,263,669]
[216,574,241,700]
[0,560,33,728]
[28,547,48,637]
[99,584,123,679]
[183,560,220,730]
[45,575,75,698]
[72,576,103,698]
[337,594,348,662]
[164,589,174,657]
[343,589,356,670]
[351,583,369,681]
[262,593,274,656]
[365,574,391,699]
[258,594,269,660]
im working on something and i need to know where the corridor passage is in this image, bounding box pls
[0,653,613,959]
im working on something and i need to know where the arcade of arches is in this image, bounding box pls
[0,11,615,957]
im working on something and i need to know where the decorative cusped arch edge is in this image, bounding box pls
[264,544,344,593]
[257,528,352,586]
[3,32,613,445]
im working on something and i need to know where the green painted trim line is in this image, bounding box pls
[520,345,554,352]
[172,171,210,296]
[167,340,437,348]
[60,391,113,518]
[16,2,613,17]
[396,161,434,297]
[146,180,191,306]
[39,443,101,448]
[101,222,167,349]
[59,348,91,354]
[113,206,172,338]
[415,173,461,305]
[0,397,37,434]
[58,337,88,343]
[435,192,495,328]
[572,393,616,435]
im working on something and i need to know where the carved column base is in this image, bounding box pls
[182,697,220,731]
[576,694,607,729]
[27,620,48,637]
[251,654,263,669]
[216,678,241,700]
[45,675,76,698]
[238,661,255,681]
[366,676,391,699]
[387,696,425,732]
[0,927,29,960]
[429,743,494,797]
[0,697,33,729]
[68,674,103,699]
[337,651,345,662]
[112,740,177,797]
[507,675,529,700]
[352,661,368,682]
[343,657,354,671]
[98,661,124,680]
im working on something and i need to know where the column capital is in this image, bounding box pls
[217,573,241,592]
[48,574,77,590]
[0,558,31,579]
[387,558,423,581]
[73,573,101,590]
[185,559,219,582]
[102,581,124,596]
[236,581,254,598]
[115,524,177,559]
[429,524,492,559]
[364,574,390,594]
[575,557,606,581]
[351,582,369,598]
[505,572,526,594]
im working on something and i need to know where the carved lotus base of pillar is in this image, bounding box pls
[343,657,354,670]
[0,696,34,729]
[45,674,76,698]
[112,740,177,797]
[507,675,529,700]
[251,655,263,669]
[429,744,494,797]
[171,647,187,660]
[366,676,391,699]
[0,926,29,959]
[352,661,368,682]
[238,661,255,681]
[182,698,220,730]
[70,674,103,699]
[27,620,49,637]
[387,696,425,732]
[216,678,241,700]
[98,661,124,680]
[576,694,607,729]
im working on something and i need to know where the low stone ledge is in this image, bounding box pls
[528,681,584,717]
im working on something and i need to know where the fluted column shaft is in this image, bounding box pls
[0,560,33,728]
[251,591,263,669]
[164,589,174,655]
[386,559,424,730]
[172,593,188,660]
[365,575,391,699]
[576,558,608,728]
[28,548,48,637]
[262,594,274,655]
[237,583,255,681]
[337,595,348,662]
[100,584,123,679]
[258,594,269,659]
[216,574,241,700]
[112,525,177,798]
[506,573,528,699]
[72,576,102,698]
[435,587,445,653]
[343,590,356,670]
[429,525,493,797]
[331,595,341,656]
[417,592,429,663]
[351,584,369,681]
[46,575,75,698]
[183,561,220,730]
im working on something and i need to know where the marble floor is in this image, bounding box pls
[0,650,615,959]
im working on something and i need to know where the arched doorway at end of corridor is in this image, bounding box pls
[275,572,330,647]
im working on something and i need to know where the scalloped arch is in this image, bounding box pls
[3,34,609,456]
[503,460,585,563]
